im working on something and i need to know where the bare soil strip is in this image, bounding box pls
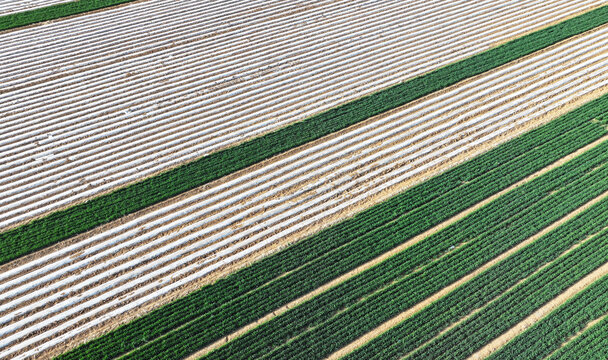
[30,88,608,360]
[546,312,608,357]
[429,236,591,349]
[386,208,608,359]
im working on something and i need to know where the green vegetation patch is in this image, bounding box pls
[489,272,608,360]
[347,194,608,360]
[0,0,136,31]
[221,141,608,360]
[548,310,608,359]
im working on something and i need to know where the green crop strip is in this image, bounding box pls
[216,143,608,360]
[488,273,608,360]
[56,95,608,360]
[344,198,608,360]
[405,222,608,360]
[0,0,137,31]
[128,148,608,360]
[548,309,608,359]
[4,5,608,267]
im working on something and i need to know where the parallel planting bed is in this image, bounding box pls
[0,0,604,230]
[3,1,608,359]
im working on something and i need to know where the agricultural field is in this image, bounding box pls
[0,0,75,16]
[2,0,608,359]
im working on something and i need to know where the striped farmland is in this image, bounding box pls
[3,1,608,359]
[2,0,605,231]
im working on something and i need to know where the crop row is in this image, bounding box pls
[16,28,604,355]
[0,0,135,31]
[0,0,69,16]
[11,37,608,359]
[406,210,608,360]
[488,272,608,360]
[9,9,595,333]
[343,195,608,360]
[24,68,608,357]
[2,0,465,227]
[199,136,608,360]
[239,146,608,360]
[57,98,608,360]
[548,307,608,359]
[2,0,600,231]
[4,4,608,267]
[129,162,596,359]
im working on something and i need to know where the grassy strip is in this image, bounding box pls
[4,5,608,266]
[488,273,608,360]
[0,0,136,31]
[406,221,608,360]
[244,153,608,360]
[56,99,608,360]
[343,198,608,360]
[548,311,608,359]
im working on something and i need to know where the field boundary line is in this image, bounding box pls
[22,89,608,360]
[0,0,141,32]
[490,2,607,48]
[546,312,608,358]
[398,218,608,360]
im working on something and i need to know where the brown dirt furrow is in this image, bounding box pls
[25,97,608,359]
[2,114,530,349]
[406,221,606,358]
[1,44,551,292]
[190,137,608,360]
[6,13,601,277]
[545,312,608,358]
[0,91,496,302]
[7,20,608,359]
[0,109,557,308]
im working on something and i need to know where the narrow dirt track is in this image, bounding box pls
[193,138,608,360]
[326,151,608,360]
[469,260,608,359]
